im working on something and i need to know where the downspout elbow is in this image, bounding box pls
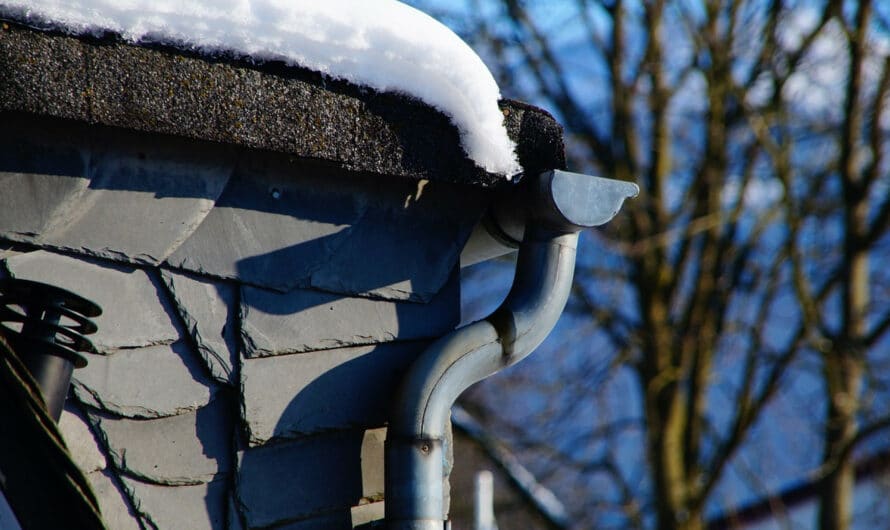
[390,226,578,441]
[385,171,638,529]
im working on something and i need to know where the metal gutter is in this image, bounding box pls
[385,170,638,529]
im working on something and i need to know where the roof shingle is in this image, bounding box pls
[0,20,565,187]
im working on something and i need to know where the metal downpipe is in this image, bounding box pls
[385,228,577,530]
[385,170,638,530]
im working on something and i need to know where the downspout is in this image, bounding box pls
[385,170,638,530]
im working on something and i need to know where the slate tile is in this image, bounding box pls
[73,341,214,418]
[123,475,229,530]
[267,512,352,530]
[87,469,142,530]
[59,403,106,474]
[240,269,458,358]
[0,117,232,267]
[0,246,24,263]
[3,250,179,351]
[306,178,485,302]
[0,170,90,244]
[39,132,232,265]
[241,342,425,445]
[166,157,483,302]
[306,196,472,302]
[164,161,367,292]
[268,502,384,530]
[236,429,386,529]
[162,270,239,385]
[90,396,233,486]
[228,493,247,530]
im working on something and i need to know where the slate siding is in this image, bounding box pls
[0,124,488,528]
[0,17,571,529]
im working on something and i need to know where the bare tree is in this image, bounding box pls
[411,1,890,529]
[774,2,890,528]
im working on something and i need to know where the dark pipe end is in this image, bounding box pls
[0,278,102,421]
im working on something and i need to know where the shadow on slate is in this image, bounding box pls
[0,111,482,302]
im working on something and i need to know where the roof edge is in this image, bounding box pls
[0,19,565,188]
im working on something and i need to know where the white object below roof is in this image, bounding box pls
[0,0,521,177]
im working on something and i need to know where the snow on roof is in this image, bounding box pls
[1,0,521,177]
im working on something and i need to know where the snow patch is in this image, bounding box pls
[0,0,521,176]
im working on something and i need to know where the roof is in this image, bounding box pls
[0,0,523,175]
[0,19,566,187]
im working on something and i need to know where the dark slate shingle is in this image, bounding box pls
[1,121,480,301]
[162,159,368,293]
[123,475,230,530]
[86,470,142,530]
[39,134,232,265]
[59,404,107,475]
[72,341,215,419]
[240,342,428,445]
[268,502,385,530]
[90,396,234,486]
[0,153,89,243]
[3,250,180,351]
[239,269,459,358]
[236,428,386,529]
[161,270,240,386]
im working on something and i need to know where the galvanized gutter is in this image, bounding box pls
[385,170,638,529]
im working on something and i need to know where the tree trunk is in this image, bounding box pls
[818,348,862,530]
[819,205,868,530]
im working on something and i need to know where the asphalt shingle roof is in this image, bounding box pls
[0,19,565,187]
